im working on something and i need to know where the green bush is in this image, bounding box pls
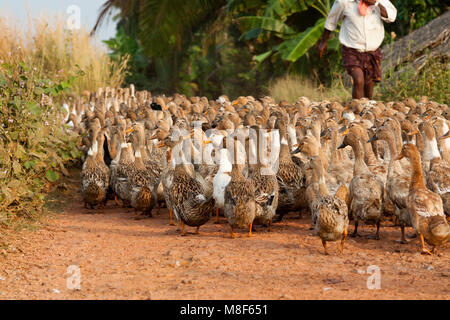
[0,61,83,226]
[377,57,449,104]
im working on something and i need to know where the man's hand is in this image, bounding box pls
[318,41,328,59]
[318,29,331,59]
[364,0,388,18]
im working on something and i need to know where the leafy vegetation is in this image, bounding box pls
[390,0,448,37]
[0,61,82,226]
[98,0,448,102]
[0,14,126,227]
[378,57,449,103]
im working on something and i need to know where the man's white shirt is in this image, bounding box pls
[325,0,397,52]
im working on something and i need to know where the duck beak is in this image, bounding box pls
[395,153,404,161]
[126,128,134,135]
[338,126,348,134]
[340,128,349,136]
[367,135,377,143]
[408,130,419,136]
[157,142,166,148]
[203,140,212,145]
[291,147,301,155]
[439,131,450,140]
[337,142,346,150]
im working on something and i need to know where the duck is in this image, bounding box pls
[248,126,279,230]
[224,139,257,238]
[274,119,305,221]
[155,126,186,226]
[307,156,349,255]
[431,117,450,163]
[338,133,384,239]
[397,144,450,254]
[369,126,412,243]
[81,121,109,210]
[422,122,450,217]
[320,123,353,188]
[348,122,387,184]
[134,123,165,206]
[169,135,215,236]
[128,129,156,218]
[212,148,232,224]
[110,122,134,207]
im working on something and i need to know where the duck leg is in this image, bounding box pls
[397,223,409,244]
[195,227,200,235]
[145,208,153,218]
[393,216,399,227]
[114,195,121,207]
[268,219,273,232]
[133,208,140,220]
[322,239,329,255]
[351,219,361,237]
[230,226,236,239]
[180,221,186,237]
[340,230,348,254]
[275,213,284,222]
[214,208,220,224]
[368,220,381,240]
[249,223,253,237]
[419,234,432,255]
[169,209,176,226]
[376,220,381,240]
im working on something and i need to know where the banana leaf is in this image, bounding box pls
[237,16,296,38]
[276,18,325,62]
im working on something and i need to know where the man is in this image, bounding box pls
[318,0,397,99]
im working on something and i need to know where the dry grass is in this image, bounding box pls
[0,12,126,228]
[0,13,127,94]
[268,74,351,104]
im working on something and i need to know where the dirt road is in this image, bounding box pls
[0,172,449,300]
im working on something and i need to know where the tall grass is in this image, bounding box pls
[0,13,126,228]
[268,75,351,103]
[0,13,127,94]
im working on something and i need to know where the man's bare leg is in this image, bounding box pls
[364,80,375,100]
[350,68,365,99]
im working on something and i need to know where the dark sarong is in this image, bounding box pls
[341,45,382,85]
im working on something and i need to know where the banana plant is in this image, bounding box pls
[234,0,337,64]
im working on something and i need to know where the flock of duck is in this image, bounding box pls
[64,85,450,255]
